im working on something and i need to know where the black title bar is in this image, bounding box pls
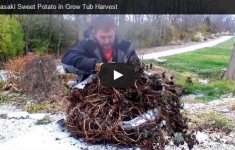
[0,0,235,14]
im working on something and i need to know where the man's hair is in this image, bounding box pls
[92,16,116,30]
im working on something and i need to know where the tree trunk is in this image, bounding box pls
[159,19,162,44]
[18,14,23,23]
[119,15,126,35]
[75,15,80,41]
[46,29,52,54]
[25,15,32,54]
[163,28,166,46]
[57,15,64,58]
[46,15,52,54]
[224,44,235,81]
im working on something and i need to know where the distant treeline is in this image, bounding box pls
[0,14,234,62]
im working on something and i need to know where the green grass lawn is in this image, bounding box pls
[215,38,235,49]
[150,38,235,101]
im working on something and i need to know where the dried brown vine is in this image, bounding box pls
[65,64,197,150]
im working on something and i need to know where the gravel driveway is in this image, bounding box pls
[141,36,233,60]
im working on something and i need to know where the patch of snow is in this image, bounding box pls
[198,79,209,84]
[181,94,204,100]
[218,109,230,113]
[0,70,8,82]
[0,103,136,150]
[1,98,235,150]
[0,122,137,150]
[7,112,29,119]
[183,103,206,111]
[0,111,8,118]
[49,114,65,122]
[183,97,235,112]
[0,118,36,143]
[56,65,65,74]
[29,113,50,120]
[220,93,233,99]
[144,71,152,76]
[196,132,209,144]
[208,97,235,105]
[0,104,23,113]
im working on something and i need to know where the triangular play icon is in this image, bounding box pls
[114,70,123,80]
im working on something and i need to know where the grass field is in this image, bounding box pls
[151,38,235,101]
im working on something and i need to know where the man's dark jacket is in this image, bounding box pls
[61,34,139,82]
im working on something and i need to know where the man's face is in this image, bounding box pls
[93,28,116,50]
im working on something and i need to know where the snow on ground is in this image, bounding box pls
[0,118,36,144]
[56,65,65,74]
[183,96,235,114]
[0,122,135,150]
[0,104,136,150]
[165,131,235,150]
[141,36,233,60]
[164,96,235,150]
[1,95,235,150]
[0,70,8,82]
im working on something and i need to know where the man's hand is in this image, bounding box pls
[95,62,103,73]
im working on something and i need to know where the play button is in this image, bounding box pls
[114,70,123,80]
[99,63,135,88]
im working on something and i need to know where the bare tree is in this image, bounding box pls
[46,15,53,54]
[75,15,80,41]
[57,15,64,58]
[225,43,235,81]
[25,15,33,54]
